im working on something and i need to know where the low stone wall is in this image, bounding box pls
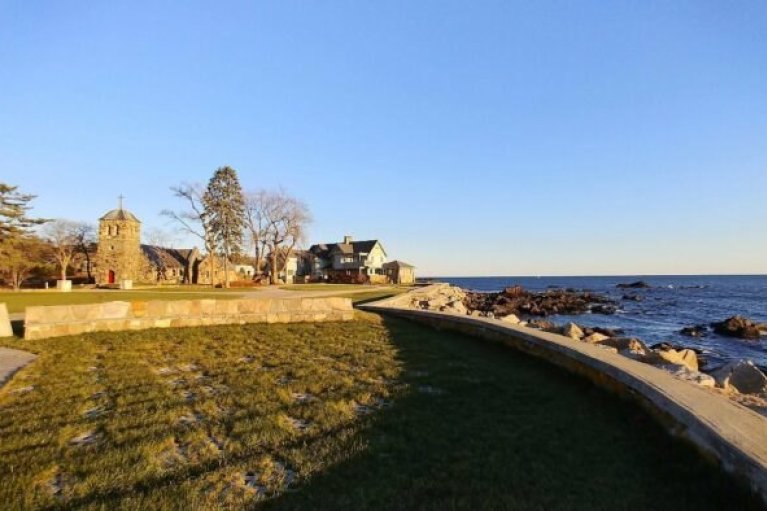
[360,287,767,504]
[24,297,354,340]
[0,303,12,337]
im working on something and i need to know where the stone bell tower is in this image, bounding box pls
[96,196,143,285]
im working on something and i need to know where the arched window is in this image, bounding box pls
[115,225,120,236]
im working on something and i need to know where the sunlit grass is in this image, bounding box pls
[0,315,759,510]
[0,290,244,314]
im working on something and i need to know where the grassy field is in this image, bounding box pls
[0,290,245,314]
[0,315,760,510]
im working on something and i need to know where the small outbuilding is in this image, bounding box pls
[383,260,416,284]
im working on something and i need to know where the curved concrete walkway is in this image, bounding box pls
[0,347,36,388]
[242,286,395,300]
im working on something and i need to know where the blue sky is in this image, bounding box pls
[1,1,765,276]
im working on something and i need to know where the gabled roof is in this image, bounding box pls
[383,260,415,268]
[140,245,190,268]
[100,208,141,222]
[310,240,385,258]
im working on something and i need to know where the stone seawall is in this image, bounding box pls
[24,297,354,340]
[360,287,767,504]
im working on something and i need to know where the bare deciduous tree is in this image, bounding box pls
[243,189,271,279]
[263,191,312,285]
[161,183,218,285]
[43,219,81,282]
[72,222,96,283]
[144,227,176,248]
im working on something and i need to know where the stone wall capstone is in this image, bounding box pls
[24,297,354,340]
[0,303,12,337]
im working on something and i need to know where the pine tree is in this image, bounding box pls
[203,167,245,288]
[0,183,49,290]
[0,183,47,242]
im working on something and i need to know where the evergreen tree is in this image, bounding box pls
[203,167,245,288]
[0,183,47,242]
[0,183,49,290]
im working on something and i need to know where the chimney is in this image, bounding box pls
[343,235,353,244]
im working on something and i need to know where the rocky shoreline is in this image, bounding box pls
[406,284,767,416]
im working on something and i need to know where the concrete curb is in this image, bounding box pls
[359,287,767,504]
[0,347,37,389]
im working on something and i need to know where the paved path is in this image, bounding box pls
[240,286,395,300]
[0,347,36,389]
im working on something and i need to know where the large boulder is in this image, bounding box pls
[527,319,556,331]
[499,313,521,325]
[426,297,451,310]
[711,316,764,340]
[440,300,467,315]
[710,359,767,394]
[597,337,650,360]
[561,322,584,340]
[669,366,716,388]
[654,348,699,372]
[583,332,610,344]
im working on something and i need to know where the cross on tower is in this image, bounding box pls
[118,194,125,210]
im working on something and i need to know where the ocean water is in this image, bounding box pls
[433,275,767,369]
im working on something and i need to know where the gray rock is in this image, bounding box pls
[500,313,521,325]
[561,322,584,340]
[711,359,767,394]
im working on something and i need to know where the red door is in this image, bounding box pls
[108,270,115,284]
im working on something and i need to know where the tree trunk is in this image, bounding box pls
[270,249,278,285]
[84,250,93,282]
[223,242,230,288]
[253,243,260,281]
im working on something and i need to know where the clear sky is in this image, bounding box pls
[1,1,765,276]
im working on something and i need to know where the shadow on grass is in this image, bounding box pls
[263,316,762,511]
[10,319,23,337]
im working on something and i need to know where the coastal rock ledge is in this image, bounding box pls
[711,316,767,340]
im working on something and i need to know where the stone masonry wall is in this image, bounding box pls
[24,297,354,340]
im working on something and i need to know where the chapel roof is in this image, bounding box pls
[100,208,141,223]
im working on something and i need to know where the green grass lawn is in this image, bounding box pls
[0,290,245,314]
[0,315,760,510]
